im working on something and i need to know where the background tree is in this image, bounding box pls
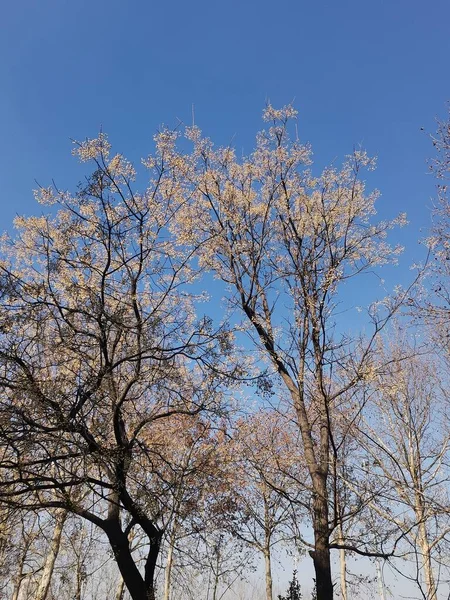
[354,344,450,599]
[141,414,231,600]
[278,570,302,600]
[34,508,67,600]
[8,514,40,600]
[229,409,304,600]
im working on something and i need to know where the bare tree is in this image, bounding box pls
[170,104,407,599]
[145,415,230,600]
[10,516,39,600]
[35,508,67,600]
[355,344,450,599]
[229,410,305,600]
[419,105,450,360]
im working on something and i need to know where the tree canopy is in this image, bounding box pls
[0,106,449,600]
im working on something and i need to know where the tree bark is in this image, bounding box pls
[11,525,35,600]
[115,577,126,600]
[163,542,174,600]
[264,548,273,600]
[11,560,26,600]
[375,560,386,600]
[104,519,159,600]
[212,544,221,600]
[144,533,162,599]
[337,521,347,600]
[35,509,67,600]
[263,493,273,600]
[163,526,176,600]
[311,541,333,600]
[310,475,334,600]
[11,574,25,600]
[417,521,438,600]
[410,431,438,600]
[281,371,334,600]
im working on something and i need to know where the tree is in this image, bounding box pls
[8,514,40,600]
[0,502,23,596]
[355,343,450,599]
[145,414,230,600]
[170,104,406,599]
[278,570,302,600]
[0,134,236,600]
[229,410,304,600]
[35,508,67,600]
[419,105,450,360]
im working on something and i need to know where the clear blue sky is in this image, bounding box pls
[1,2,448,593]
[1,0,449,287]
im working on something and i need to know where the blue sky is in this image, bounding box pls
[1,0,449,289]
[1,2,448,593]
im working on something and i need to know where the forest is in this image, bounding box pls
[0,104,449,600]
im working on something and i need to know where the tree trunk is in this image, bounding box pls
[375,560,386,600]
[212,545,221,600]
[11,565,25,600]
[16,581,31,600]
[311,541,333,600]
[144,533,162,600]
[284,373,333,600]
[35,509,67,600]
[212,571,220,600]
[105,520,159,600]
[410,434,438,600]
[263,494,273,600]
[339,547,347,600]
[264,548,273,600]
[74,555,84,600]
[163,525,176,600]
[310,475,334,600]
[337,521,347,600]
[417,521,438,600]
[11,576,24,600]
[115,577,126,600]
[11,531,33,600]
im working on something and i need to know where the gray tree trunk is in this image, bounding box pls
[35,509,67,600]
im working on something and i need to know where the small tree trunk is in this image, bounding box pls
[417,521,438,600]
[375,560,386,600]
[264,548,273,600]
[16,580,32,600]
[338,547,347,600]
[115,577,126,600]
[212,545,221,600]
[311,540,333,600]
[411,437,438,600]
[11,566,25,600]
[163,524,177,600]
[0,513,11,574]
[288,378,333,600]
[336,521,347,600]
[11,575,25,600]
[35,509,67,600]
[74,555,84,600]
[212,571,220,600]
[11,529,33,600]
[263,493,273,600]
[144,534,162,600]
